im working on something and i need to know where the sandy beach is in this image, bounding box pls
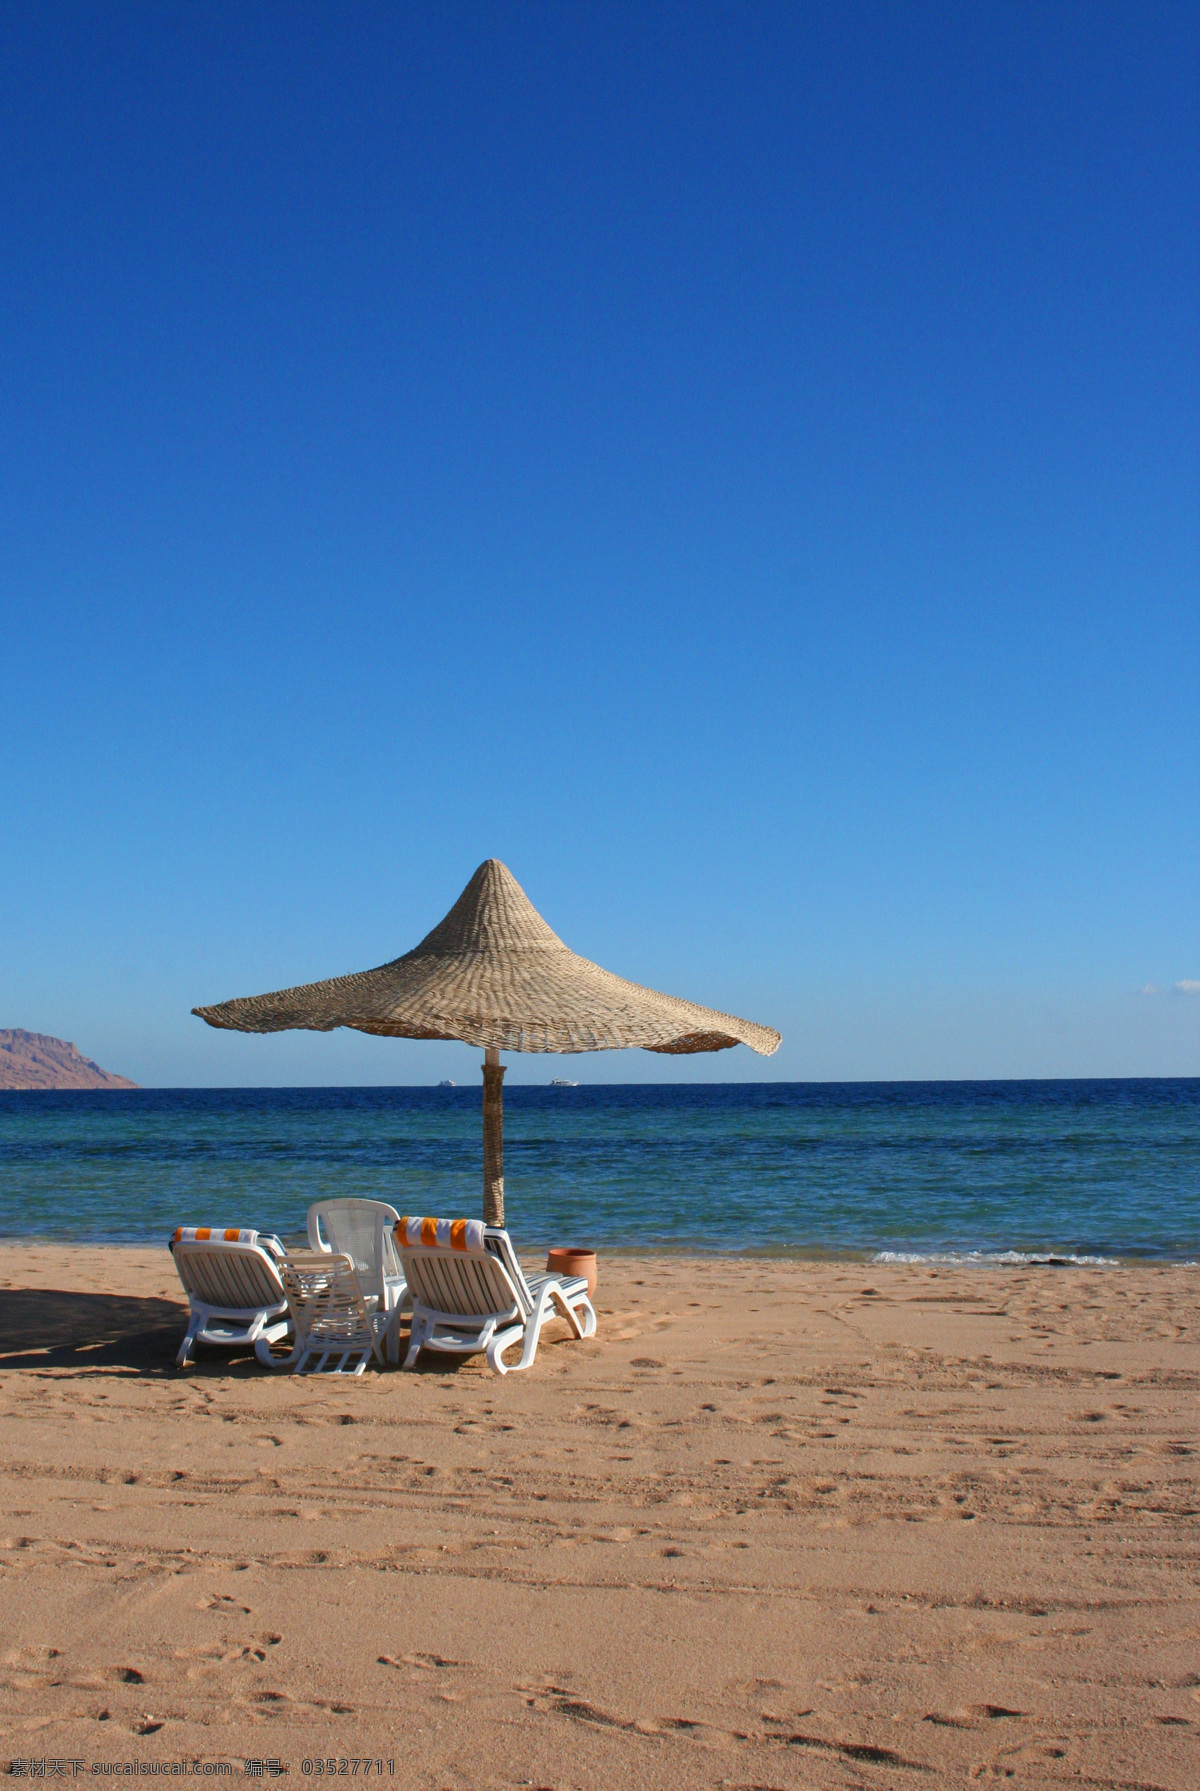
[1,1245,1197,1788]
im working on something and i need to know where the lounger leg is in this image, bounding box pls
[559,1291,597,1339]
[518,1284,559,1372]
[486,1284,597,1376]
[484,1287,557,1376]
[175,1300,209,1369]
[483,1321,527,1376]
[254,1320,298,1369]
[383,1305,404,1366]
[402,1313,428,1370]
[548,1286,593,1339]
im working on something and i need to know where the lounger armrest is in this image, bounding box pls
[525,1271,589,1301]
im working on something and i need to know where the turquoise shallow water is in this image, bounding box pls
[1,1080,1197,1261]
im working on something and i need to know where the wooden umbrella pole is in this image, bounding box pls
[482,1046,506,1226]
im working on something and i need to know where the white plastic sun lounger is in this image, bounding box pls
[168,1227,292,1369]
[270,1250,401,1375]
[306,1198,408,1361]
[393,1217,597,1376]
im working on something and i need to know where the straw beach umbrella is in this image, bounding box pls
[193,860,780,1226]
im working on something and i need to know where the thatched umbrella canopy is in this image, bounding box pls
[193,859,780,1225]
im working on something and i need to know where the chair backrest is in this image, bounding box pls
[307,1200,402,1303]
[278,1250,374,1346]
[482,1228,536,1309]
[393,1217,529,1320]
[169,1230,287,1314]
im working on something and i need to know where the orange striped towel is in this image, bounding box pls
[395,1216,488,1254]
[170,1227,284,1257]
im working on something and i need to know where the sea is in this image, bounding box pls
[1,1080,1198,1264]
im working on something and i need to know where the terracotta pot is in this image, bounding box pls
[546,1247,598,1298]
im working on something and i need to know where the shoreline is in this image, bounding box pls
[2,1233,1199,1267]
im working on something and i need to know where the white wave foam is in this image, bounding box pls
[871,1249,1123,1267]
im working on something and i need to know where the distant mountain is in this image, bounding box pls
[0,1029,138,1090]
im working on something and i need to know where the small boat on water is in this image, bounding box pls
[550,1077,579,1087]
[437,1079,456,1087]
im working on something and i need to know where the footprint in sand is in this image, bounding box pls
[378,1652,470,1670]
[177,1634,282,1677]
[3,1645,61,1668]
[525,1686,745,1744]
[247,1690,291,1714]
[523,1688,638,1730]
[787,1733,932,1771]
[926,1704,1026,1727]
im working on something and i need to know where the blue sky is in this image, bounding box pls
[2,2,1196,1085]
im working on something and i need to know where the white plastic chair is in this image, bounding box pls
[394,1217,597,1376]
[271,1250,399,1375]
[306,1198,408,1363]
[168,1228,292,1369]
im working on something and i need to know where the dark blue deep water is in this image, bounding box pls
[1,1081,1198,1261]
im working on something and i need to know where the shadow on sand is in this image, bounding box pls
[0,1288,469,1376]
[1,1287,201,1374]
